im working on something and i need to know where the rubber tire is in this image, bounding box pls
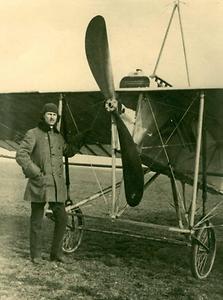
[62,207,84,254]
[191,222,216,279]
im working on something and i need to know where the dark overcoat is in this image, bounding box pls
[16,122,80,203]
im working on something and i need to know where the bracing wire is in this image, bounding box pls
[147,98,180,179]
[177,1,191,86]
[152,3,178,77]
[152,1,191,86]
[144,94,197,167]
[65,101,79,133]
[147,96,194,227]
[65,100,110,210]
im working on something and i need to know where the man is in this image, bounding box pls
[16,102,85,264]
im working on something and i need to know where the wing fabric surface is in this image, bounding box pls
[0,91,111,154]
[125,88,223,194]
[1,87,223,196]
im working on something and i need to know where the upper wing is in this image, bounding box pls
[0,91,112,157]
[1,87,223,195]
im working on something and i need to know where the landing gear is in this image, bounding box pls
[191,222,216,279]
[62,208,84,254]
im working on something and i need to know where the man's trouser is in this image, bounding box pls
[30,202,68,259]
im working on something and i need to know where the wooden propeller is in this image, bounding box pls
[85,15,144,206]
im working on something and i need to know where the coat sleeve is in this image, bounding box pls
[16,130,42,178]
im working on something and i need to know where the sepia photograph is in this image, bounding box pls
[0,0,223,299]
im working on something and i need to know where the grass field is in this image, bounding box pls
[1,157,223,300]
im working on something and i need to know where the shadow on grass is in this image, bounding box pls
[1,211,223,276]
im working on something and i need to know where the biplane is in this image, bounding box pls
[0,5,223,280]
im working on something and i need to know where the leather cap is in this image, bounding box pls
[42,103,58,114]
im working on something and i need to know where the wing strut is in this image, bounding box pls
[202,114,207,216]
[151,0,190,86]
[59,94,72,203]
[190,92,205,227]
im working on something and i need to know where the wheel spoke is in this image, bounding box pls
[194,236,209,252]
[191,223,216,279]
[197,252,208,274]
[62,208,84,253]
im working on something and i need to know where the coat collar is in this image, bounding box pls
[38,120,59,133]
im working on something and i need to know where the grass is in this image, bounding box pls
[1,158,223,299]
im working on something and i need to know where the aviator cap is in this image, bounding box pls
[42,103,58,114]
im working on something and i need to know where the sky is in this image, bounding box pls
[0,0,222,92]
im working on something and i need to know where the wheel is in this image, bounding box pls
[191,222,216,279]
[62,207,84,254]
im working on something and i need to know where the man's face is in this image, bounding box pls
[44,112,57,126]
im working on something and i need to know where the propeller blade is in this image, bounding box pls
[85,15,115,99]
[85,15,144,206]
[113,111,144,206]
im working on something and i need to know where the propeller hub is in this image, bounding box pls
[105,98,118,112]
